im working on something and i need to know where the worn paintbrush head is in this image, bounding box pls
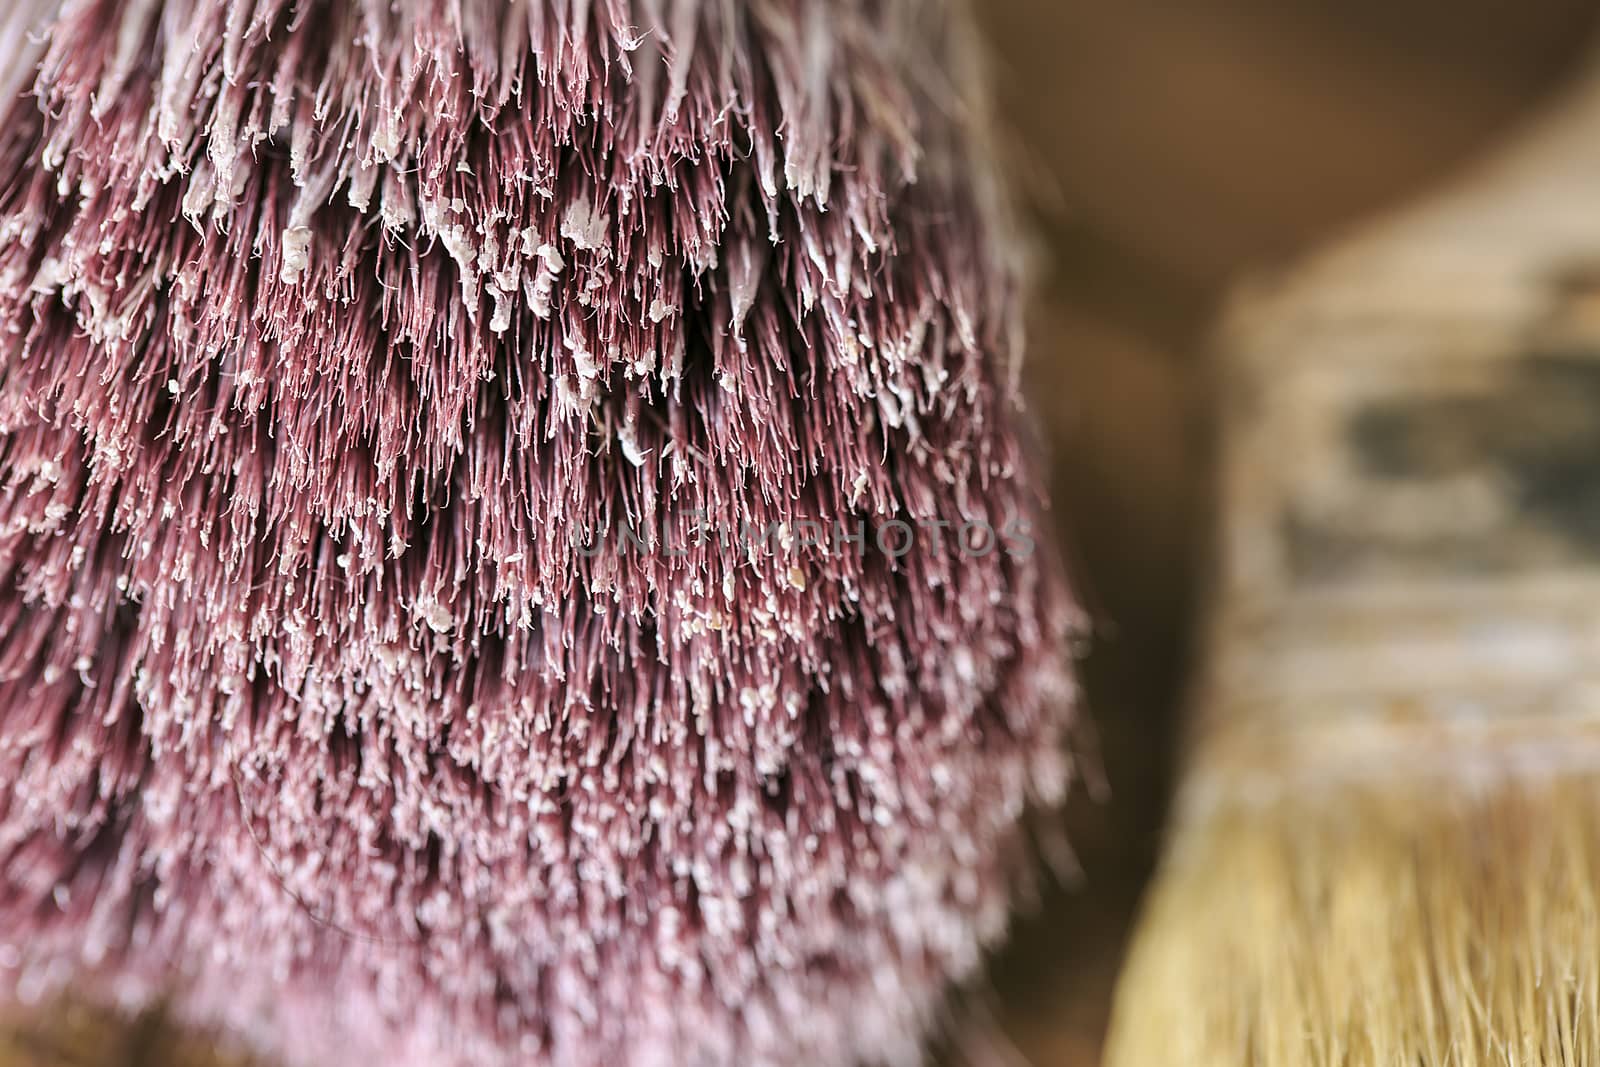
[0,0,1076,1064]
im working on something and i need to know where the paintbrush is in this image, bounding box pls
[0,1,1078,1064]
[1107,59,1600,1067]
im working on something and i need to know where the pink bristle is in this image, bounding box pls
[0,1,1078,1064]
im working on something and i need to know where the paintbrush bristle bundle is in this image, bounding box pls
[0,1,1076,1064]
[1108,771,1600,1067]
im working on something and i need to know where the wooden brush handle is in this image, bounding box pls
[1192,67,1600,797]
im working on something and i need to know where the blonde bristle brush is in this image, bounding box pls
[1109,60,1600,1067]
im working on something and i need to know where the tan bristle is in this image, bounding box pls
[1108,767,1600,1067]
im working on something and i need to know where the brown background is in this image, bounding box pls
[4,3,1599,1065]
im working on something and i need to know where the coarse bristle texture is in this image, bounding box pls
[1106,770,1600,1067]
[0,1,1077,1065]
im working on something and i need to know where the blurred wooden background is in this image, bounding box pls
[975,2,1597,1064]
[5,3,1599,1065]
